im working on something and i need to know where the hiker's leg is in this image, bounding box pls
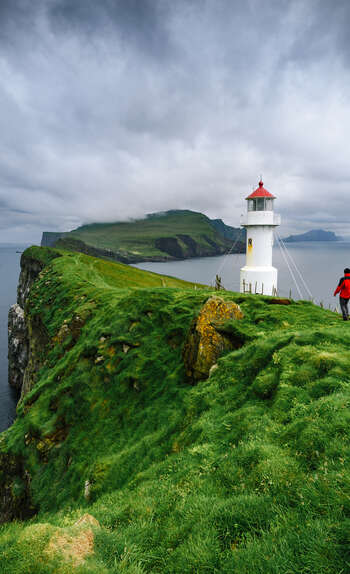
[340,297,348,320]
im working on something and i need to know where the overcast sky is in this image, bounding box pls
[1,0,350,243]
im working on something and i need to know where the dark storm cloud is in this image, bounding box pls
[0,0,350,242]
[48,0,174,57]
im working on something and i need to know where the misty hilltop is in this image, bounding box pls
[41,210,245,263]
[284,229,342,243]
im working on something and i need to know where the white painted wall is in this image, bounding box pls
[240,265,277,295]
[239,208,280,296]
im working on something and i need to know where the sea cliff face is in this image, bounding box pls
[8,250,61,397]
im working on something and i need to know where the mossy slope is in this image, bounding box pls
[1,247,350,573]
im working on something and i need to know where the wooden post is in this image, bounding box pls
[262,283,264,295]
[320,301,324,308]
[215,275,223,291]
[254,281,257,294]
[243,279,246,293]
[289,288,292,299]
[249,282,252,294]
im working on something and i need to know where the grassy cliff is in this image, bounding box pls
[42,210,245,263]
[1,247,350,573]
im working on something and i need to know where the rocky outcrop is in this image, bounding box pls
[8,251,59,396]
[41,231,67,247]
[8,304,28,391]
[17,253,47,308]
[183,296,243,382]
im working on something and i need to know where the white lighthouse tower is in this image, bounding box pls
[240,180,281,296]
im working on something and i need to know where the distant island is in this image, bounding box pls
[284,229,342,243]
[41,209,246,263]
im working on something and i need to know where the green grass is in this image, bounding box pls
[0,247,349,573]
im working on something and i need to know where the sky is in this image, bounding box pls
[1,0,350,243]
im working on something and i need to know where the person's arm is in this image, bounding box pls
[334,277,344,296]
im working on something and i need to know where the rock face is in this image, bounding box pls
[41,231,66,247]
[8,251,59,396]
[8,254,44,394]
[8,304,28,391]
[183,296,243,382]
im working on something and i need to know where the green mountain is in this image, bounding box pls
[41,210,245,263]
[284,229,342,242]
[1,246,350,573]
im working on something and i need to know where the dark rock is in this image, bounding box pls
[41,232,66,247]
[8,251,59,397]
[17,255,46,308]
[154,237,184,258]
[0,450,36,523]
[8,304,28,390]
[176,234,197,257]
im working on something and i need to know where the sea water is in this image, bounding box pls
[134,241,350,310]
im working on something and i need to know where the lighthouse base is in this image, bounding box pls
[240,266,278,296]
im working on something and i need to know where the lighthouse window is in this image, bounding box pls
[248,199,254,211]
[256,198,265,211]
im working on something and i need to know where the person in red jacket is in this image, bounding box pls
[334,268,350,320]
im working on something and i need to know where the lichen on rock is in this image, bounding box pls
[183,296,243,382]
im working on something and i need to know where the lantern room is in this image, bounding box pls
[246,181,276,212]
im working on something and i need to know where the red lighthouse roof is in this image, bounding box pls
[246,180,276,200]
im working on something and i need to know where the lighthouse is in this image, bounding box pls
[240,180,281,296]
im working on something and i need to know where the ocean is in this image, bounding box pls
[134,241,350,310]
[1,241,349,432]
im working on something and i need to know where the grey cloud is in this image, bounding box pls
[0,0,349,243]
